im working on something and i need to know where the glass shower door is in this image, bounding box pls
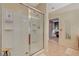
[13,12,29,56]
[30,10,44,55]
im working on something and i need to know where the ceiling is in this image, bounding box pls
[24,3,71,12]
[47,3,71,12]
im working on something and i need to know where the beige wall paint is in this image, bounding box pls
[49,4,79,49]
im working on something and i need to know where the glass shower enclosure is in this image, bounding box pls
[2,4,44,56]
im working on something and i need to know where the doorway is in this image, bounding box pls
[49,18,59,43]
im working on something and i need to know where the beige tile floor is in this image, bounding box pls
[44,39,79,56]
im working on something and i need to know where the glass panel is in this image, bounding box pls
[30,10,44,55]
[13,12,29,56]
[2,7,29,56]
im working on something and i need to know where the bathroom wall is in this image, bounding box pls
[49,4,79,49]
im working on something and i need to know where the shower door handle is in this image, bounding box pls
[25,52,28,54]
[29,34,31,45]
